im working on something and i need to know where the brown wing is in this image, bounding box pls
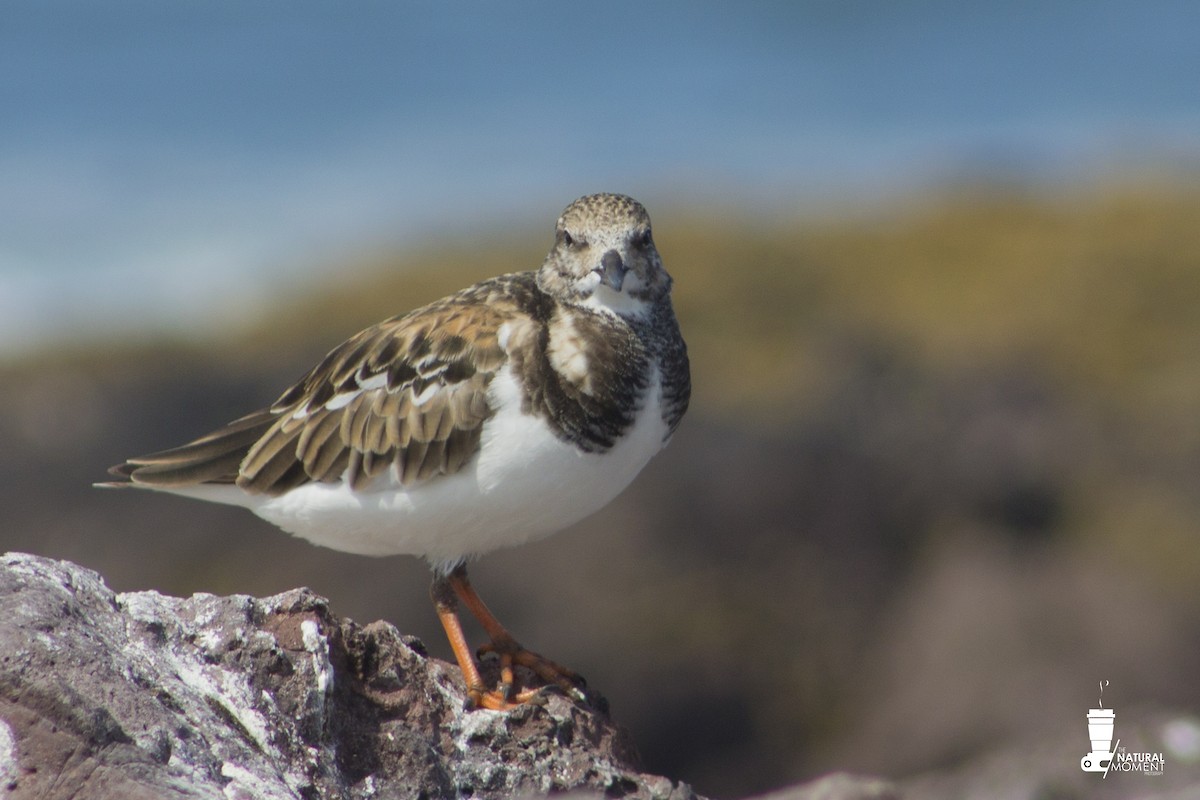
[110,297,513,496]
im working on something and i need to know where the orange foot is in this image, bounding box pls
[476,633,586,707]
[431,565,589,711]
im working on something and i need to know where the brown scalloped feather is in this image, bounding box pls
[107,283,516,497]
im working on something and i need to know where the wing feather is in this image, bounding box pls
[361,407,389,455]
[239,421,305,492]
[107,287,518,495]
[343,392,373,449]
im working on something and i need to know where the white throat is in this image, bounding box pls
[580,284,652,319]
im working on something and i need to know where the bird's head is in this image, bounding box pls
[538,193,672,316]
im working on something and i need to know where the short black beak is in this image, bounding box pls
[596,249,627,291]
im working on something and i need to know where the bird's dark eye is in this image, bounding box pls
[636,229,653,247]
[561,229,585,248]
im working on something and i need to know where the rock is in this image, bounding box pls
[0,553,699,800]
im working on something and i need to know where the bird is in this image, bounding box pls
[100,192,690,711]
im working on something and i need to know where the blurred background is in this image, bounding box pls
[3,2,1199,798]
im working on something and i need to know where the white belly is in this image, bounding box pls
[170,367,669,567]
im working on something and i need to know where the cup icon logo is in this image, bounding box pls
[1081,707,1118,773]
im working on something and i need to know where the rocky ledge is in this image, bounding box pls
[0,552,703,800]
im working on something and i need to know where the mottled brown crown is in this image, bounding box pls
[556,193,650,234]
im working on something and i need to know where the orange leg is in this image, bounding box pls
[430,565,586,710]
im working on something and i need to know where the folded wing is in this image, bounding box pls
[109,300,511,496]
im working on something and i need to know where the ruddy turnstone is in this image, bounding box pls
[101,192,690,710]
